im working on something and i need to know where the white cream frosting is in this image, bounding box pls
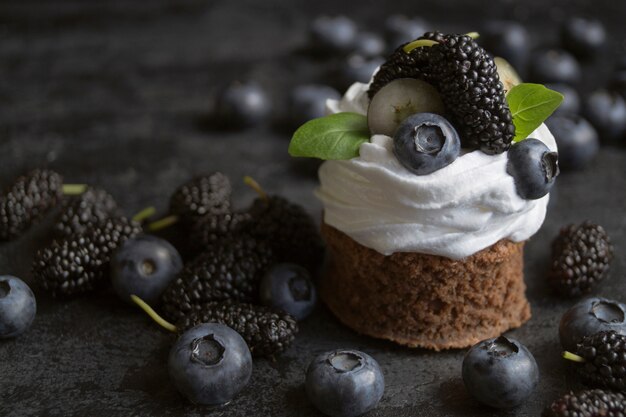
[317,82,557,260]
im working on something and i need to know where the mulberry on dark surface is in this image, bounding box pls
[54,187,119,238]
[549,222,613,297]
[33,217,141,297]
[248,196,324,274]
[0,169,64,241]
[369,32,515,155]
[169,173,232,226]
[575,331,626,392]
[161,235,274,322]
[189,211,252,253]
[542,389,626,417]
[176,301,298,357]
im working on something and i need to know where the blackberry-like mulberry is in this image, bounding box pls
[176,301,298,357]
[169,173,232,226]
[189,211,252,252]
[573,331,626,392]
[549,222,613,297]
[0,169,63,240]
[248,196,324,273]
[161,235,274,322]
[33,217,141,297]
[54,187,119,238]
[543,389,626,417]
[369,32,515,154]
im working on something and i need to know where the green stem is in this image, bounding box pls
[466,31,480,39]
[130,295,177,333]
[132,206,157,223]
[403,39,439,53]
[243,175,268,203]
[562,351,586,363]
[62,184,87,195]
[147,215,179,232]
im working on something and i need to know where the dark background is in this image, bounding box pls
[1,0,625,416]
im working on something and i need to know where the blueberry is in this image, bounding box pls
[384,15,428,48]
[545,83,581,115]
[168,323,252,405]
[610,69,626,99]
[559,297,626,352]
[288,84,341,127]
[529,49,582,84]
[506,138,559,200]
[0,276,36,339]
[561,17,607,60]
[310,16,358,53]
[305,349,384,417]
[545,114,599,170]
[479,21,530,74]
[584,89,626,143]
[259,263,317,321]
[352,32,386,58]
[215,81,272,128]
[339,54,385,87]
[462,336,539,409]
[111,235,183,305]
[393,113,461,175]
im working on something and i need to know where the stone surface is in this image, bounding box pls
[0,1,625,416]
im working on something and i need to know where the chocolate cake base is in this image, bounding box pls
[320,223,531,350]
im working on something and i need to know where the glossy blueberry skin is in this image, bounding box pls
[393,113,461,175]
[215,81,272,128]
[584,89,626,143]
[305,349,384,417]
[259,263,317,321]
[559,297,626,352]
[462,336,539,409]
[168,323,252,405]
[310,16,357,53]
[384,15,428,49]
[0,276,36,339]
[111,235,183,305]
[561,17,607,60]
[530,49,581,84]
[545,84,581,115]
[545,114,599,171]
[506,138,559,200]
[288,85,341,127]
[480,21,530,74]
[353,32,386,58]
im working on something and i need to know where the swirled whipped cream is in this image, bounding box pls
[317,82,557,260]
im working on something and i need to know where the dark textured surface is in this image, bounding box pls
[0,1,625,416]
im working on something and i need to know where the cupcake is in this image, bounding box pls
[290,32,562,350]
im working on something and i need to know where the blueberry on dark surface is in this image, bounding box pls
[0,169,63,241]
[54,186,119,238]
[259,263,317,321]
[585,89,626,143]
[353,32,386,58]
[559,297,626,352]
[383,15,428,49]
[546,84,581,115]
[168,323,252,406]
[393,112,460,175]
[288,84,341,127]
[169,172,232,227]
[561,17,607,60]
[310,15,357,53]
[549,222,613,297]
[0,276,36,339]
[545,114,599,170]
[570,330,626,392]
[176,301,298,357]
[506,138,559,200]
[479,20,530,74]
[305,349,384,417]
[542,389,626,417]
[530,49,582,84]
[214,81,272,128]
[339,54,385,87]
[111,235,183,305]
[462,336,539,409]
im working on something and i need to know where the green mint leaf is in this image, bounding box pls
[507,83,564,142]
[288,112,370,160]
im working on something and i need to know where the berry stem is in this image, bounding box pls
[562,351,586,363]
[403,39,438,53]
[62,184,87,195]
[132,206,157,223]
[130,295,177,333]
[465,31,480,39]
[243,176,268,202]
[147,215,179,232]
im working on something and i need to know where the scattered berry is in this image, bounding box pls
[54,186,119,238]
[176,301,298,357]
[0,169,63,241]
[0,276,36,339]
[384,15,428,48]
[585,89,626,143]
[480,21,530,73]
[168,323,252,405]
[559,297,626,352]
[214,81,272,128]
[189,211,252,253]
[111,235,183,305]
[169,173,232,227]
[561,17,607,60]
[570,330,626,392]
[549,222,613,297]
[310,15,357,53]
[546,84,581,115]
[259,263,317,321]
[393,112,461,175]
[530,49,582,84]
[288,84,341,127]
[305,349,384,417]
[353,32,386,58]
[506,138,559,200]
[462,336,539,409]
[542,389,626,417]
[545,114,599,170]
